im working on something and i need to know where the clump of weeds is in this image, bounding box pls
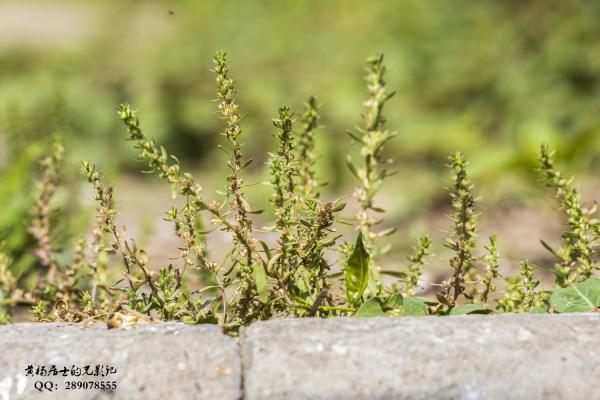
[1,52,599,333]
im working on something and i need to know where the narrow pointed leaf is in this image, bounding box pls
[346,232,370,305]
[346,155,360,180]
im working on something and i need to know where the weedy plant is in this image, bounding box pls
[346,54,397,299]
[1,52,599,331]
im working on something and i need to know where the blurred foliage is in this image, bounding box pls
[1,0,600,267]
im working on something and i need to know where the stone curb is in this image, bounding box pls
[1,314,599,399]
[0,323,241,400]
[241,313,600,400]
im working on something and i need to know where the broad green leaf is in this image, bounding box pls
[252,263,269,303]
[449,304,493,315]
[356,298,385,317]
[550,277,600,313]
[398,297,429,316]
[384,295,429,317]
[345,232,370,305]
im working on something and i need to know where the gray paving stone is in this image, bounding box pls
[241,313,600,400]
[0,322,241,400]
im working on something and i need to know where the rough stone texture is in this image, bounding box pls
[0,323,241,400]
[241,314,600,400]
[2,315,599,399]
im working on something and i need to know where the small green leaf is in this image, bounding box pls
[366,179,383,202]
[346,155,360,179]
[346,130,362,143]
[332,202,346,212]
[550,277,600,313]
[379,244,392,255]
[379,269,407,278]
[320,235,343,248]
[356,298,385,317]
[258,240,272,260]
[449,304,493,315]
[376,227,397,237]
[539,239,560,259]
[345,232,370,305]
[252,263,269,303]
[242,158,254,169]
[266,253,282,275]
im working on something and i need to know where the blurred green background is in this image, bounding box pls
[2,0,600,281]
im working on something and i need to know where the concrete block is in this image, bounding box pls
[0,323,241,400]
[241,314,600,400]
